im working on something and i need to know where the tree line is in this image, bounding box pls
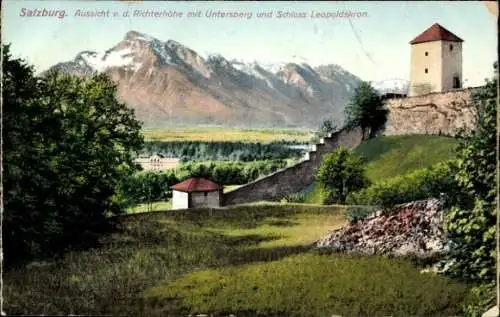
[141,140,305,162]
[118,160,288,207]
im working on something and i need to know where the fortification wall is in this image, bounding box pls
[222,87,483,206]
[381,87,481,136]
[223,126,364,206]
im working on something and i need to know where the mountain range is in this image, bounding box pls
[45,30,367,129]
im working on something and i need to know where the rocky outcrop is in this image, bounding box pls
[381,88,482,136]
[316,199,447,258]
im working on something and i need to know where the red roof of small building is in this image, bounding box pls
[171,177,222,193]
[410,23,464,45]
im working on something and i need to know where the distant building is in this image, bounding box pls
[409,23,464,96]
[135,154,180,172]
[171,177,223,210]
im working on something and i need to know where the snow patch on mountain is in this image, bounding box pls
[261,62,287,74]
[79,48,138,72]
[231,61,263,78]
[150,40,175,65]
[230,60,277,88]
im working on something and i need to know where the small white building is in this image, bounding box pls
[135,154,180,172]
[171,177,223,210]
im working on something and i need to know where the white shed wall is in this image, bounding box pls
[172,190,189,210]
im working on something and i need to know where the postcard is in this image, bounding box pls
[2,1,498,316]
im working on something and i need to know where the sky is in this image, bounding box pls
[2,1,497,86]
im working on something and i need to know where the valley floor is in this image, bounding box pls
[4,204,470,316]
[142,126,313,143]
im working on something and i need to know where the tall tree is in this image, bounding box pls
[344,81,387,138]
[3,45,144,267]
[319,119,338,135]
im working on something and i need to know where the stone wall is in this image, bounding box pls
[222,87,482,206]
[382,87,481,136]
[223,126,365,206]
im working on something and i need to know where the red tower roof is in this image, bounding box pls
[410,23,464,45]
[171,177,222,193]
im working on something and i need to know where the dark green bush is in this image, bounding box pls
[316,146,370,204]
[346,160,458,214]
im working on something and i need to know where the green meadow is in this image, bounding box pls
[4,204,470,316]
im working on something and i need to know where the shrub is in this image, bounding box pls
[346,160,458,212]
[316,146,370,204]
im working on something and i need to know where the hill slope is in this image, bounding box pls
[353,134,458,182]
[304,134,458,203]
[44,30,362,129]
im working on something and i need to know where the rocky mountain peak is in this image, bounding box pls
[44,30,362,128]
[124,30,154,42]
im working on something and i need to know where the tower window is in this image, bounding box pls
[425,52,428,56]
[450,44,453,51]
[453,76,461,89]
[425,68,428,74]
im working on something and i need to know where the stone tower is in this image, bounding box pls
[409,23,464,96]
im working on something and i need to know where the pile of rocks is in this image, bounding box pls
[316,199,448,258]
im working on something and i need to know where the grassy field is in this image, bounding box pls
[304,134,458,204]
[4,204,470,316]
[142,126,314,143]
[146,254,468,316]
